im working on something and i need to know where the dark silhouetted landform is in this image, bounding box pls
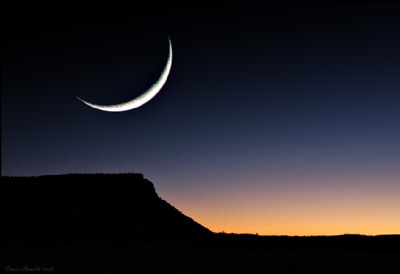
[2,173,211,244]
[2,173,399,274]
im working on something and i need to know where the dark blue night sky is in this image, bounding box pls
[2,2,400,235]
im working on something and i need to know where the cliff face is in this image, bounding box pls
[2,173,212,244]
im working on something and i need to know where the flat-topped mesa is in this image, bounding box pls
[2,173,212,244]
[3,173,154,188]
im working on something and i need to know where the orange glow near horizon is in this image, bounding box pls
[158,177,400,236]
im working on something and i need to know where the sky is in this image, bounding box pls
[2,2,400,235]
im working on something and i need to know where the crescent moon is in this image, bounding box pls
[77,38,172,112]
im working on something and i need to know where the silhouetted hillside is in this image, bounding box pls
[2,173,399,273]
[2,173,212,244]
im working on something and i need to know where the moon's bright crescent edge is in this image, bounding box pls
[77,38,172,112]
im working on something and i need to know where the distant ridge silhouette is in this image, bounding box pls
[2,173,212,244]
[2,173,400,274]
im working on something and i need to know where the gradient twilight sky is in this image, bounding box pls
[2,2,400,235]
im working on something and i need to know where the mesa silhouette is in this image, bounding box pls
[3,173,399,274]
[2,173,212,244]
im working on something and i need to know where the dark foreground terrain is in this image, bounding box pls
[2,174,399,273]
